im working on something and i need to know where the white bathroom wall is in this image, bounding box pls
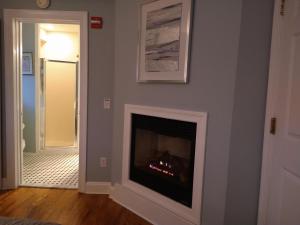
[44,61,77,147]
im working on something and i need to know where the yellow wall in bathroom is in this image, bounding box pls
[45,61,77,147]
[41,27,79,147]
[41,30,79,62]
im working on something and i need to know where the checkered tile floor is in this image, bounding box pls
[22,149,79,189]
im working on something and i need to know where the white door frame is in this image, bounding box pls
[3,9,88,192]
[257,0,282,224]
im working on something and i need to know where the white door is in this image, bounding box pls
[259,0,300,224]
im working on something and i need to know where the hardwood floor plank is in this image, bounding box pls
[0,188,152,225]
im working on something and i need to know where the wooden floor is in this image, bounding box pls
[0,188,152,225]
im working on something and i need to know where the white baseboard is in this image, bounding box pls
[1,180,112,194]
[85,182,112,194]
[110,183,196,225]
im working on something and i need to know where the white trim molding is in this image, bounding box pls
[85,182,112,194]
[110,184,195,225]
[3,9,88,192]
[112,104,207,225]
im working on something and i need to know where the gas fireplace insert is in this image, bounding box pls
[129,113,197,207]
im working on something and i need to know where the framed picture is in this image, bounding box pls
[22,52,33,75]
[137,0,192,83]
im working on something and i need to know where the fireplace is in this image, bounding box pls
[118,104,207,225]
[130,114,196,207]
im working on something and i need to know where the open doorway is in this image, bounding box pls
[21,23,80,188]
[3,10,88,191]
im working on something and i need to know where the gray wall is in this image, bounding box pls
[0,0,115,181]
[0,18,2,184]
[22,76,36,152]
[113,0,241,225]
[112,0,273,225]
[0,0,274,224]
[224,1,274,225]
[22,23,36,153]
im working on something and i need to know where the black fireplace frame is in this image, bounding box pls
[129,113,197,207]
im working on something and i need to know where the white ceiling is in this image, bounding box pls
[39,23,80,33]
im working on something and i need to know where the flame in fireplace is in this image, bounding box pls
[149,163,175,177]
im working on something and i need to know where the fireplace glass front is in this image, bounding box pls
[129,113,197,207]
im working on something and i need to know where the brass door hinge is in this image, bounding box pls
[280,0,286,16]
[270,117,277,135]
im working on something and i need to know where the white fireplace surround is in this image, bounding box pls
[111,104,207,225]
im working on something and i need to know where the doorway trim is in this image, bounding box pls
[3,9,88,192]
[257,0,281,224]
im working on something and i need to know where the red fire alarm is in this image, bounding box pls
[90,16,103,29]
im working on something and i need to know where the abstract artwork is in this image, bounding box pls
[145,3,182,72]
[137,0,192,83]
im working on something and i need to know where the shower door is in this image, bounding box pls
[42,60,78,148]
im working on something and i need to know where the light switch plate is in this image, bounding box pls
[104,98,111,109]
[100,157,107,168]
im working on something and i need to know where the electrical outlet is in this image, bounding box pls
[100,157,107,168]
